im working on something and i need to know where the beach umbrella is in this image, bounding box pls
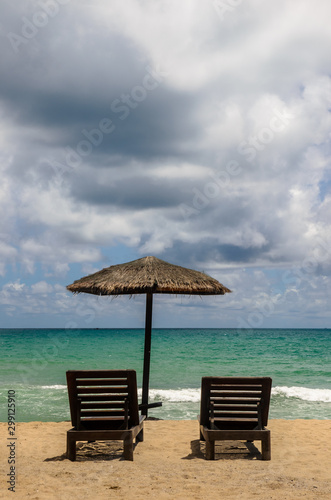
[66,256,231,416]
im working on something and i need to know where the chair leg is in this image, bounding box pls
[136,428,144,443]
[205,439,215,460]
[67,434,76,461]
[261,432,271,460]
[123,435,134,461]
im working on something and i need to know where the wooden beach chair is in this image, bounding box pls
[66,369,145,461]
[199,376,272,460]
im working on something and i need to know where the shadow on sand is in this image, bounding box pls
[182,439,263,461]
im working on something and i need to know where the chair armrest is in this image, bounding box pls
[139,415,146,424]
[210,401,217,429]
[124,397,129,430]
[138,402,162,411]
[257,401,263,430]
[76,398,82,430]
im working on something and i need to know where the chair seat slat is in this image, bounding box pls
[210,391,262,398]
[213,417,259,422]
[81,416,126,422]
[81,402,127,409]
[78,395,127,402]
[213,411,258,416]
[213,404,258,409]
[211,397,261,402]
[210,384,263,390]
[77,387,129,394]
[76,379,129,386]
[81,410,127,417]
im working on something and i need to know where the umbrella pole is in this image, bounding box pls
[141,292,153,417]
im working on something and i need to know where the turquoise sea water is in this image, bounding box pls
[0,328,330,421]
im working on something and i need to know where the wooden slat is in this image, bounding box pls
[214,401,257,411]
[80,416,126,422]
[68,369,132,377]
[214,417,258,422]
[80,402,126,409]
[76,378,129,386]
[81,410,126,417]
[81,408,126,413]
[213,409,258,413]
[210,391,262,397]
[213,412,258,418]
[211,397,261,403]
[77,387,129,394]
[78,394,127,402]
[210,384,263,390]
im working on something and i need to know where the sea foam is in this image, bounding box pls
[138,386,331,404]
[38,385,331,404]
[272,386,331,403]
[139,388,201,403]
[40,385,67,390]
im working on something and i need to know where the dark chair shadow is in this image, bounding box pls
[44,440,136,462]
[182,440,262,460]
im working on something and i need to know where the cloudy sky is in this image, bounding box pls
[1,0,331,329]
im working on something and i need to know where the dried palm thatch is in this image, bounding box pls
[66,256,231,296]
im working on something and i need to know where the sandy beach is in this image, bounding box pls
[1,419,330,499]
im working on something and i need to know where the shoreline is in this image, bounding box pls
[1,419,331,499]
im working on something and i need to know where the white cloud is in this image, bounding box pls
[31,281,53,294]
[2,281,25,293]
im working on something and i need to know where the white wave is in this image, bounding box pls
[272,386,331,403]
[40,385,67,390]
[138,388,200,403]
[136,386,331,404]
[34,385,331,403]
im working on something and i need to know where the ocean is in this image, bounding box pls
[0,328,330,421]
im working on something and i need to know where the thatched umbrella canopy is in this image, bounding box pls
[67,256,231,416]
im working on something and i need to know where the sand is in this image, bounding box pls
[1,420,331,499]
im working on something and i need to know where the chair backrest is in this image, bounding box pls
[200,377,272,430]
[66,370,140,429]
